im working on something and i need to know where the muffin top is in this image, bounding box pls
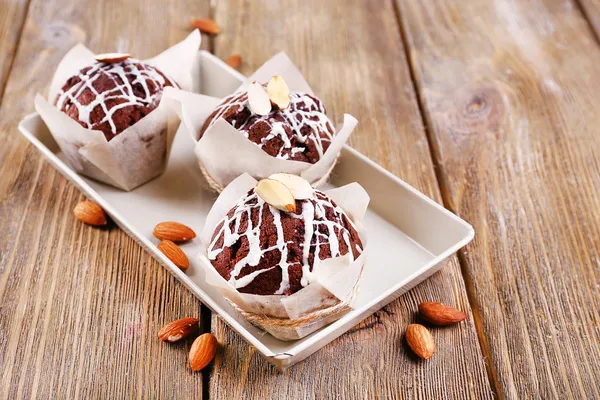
[207,187,363,296]
[54,59,177,141]
[200,89,335,163]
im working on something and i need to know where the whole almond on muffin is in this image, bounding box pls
[95,53,131,63]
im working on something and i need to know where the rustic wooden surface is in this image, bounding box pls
[0,0,598,399]
[397,0,600,398]
[0,0,28,104]
[579,0,600,37]
[0,0,211,398]
[209,1,491,399]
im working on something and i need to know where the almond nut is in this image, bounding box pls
[189,18,220,35]
[225,54,242,70]
[268,173,314,199]
[153,222,196,242]
[157,240,190,270]
[189,333,218,371]
[158,317,199,342]
[247,81,272,116]
[95,53,130,63]
[256,178,296,213]
[406,324,435,359]
[267,75,291,110]
[73,200,107,226]
[419,302,468,325]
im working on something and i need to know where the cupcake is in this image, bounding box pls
[34,31,201,191]
[55,55,178,142]
[172,52,358,192]
[207,174,363,295]
[200,78,334,164]
[199,173,368,340]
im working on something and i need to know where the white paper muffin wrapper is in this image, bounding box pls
[34,30,201,191]
[197,173,369,326]
[169,52,358,189]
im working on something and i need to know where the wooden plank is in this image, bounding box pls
[0,0,212,398]
[209,1,493,398]
[578,0,600,40]
[397,0,600,398]
[0,0,28,104]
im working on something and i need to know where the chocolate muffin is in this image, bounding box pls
[207,188,363,296]
[200,89,335,163]
[54,59,178,141]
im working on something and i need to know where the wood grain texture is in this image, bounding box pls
[209,1,493,399]
[577,0,600,39]
[397,0,600,398]
[0,0,29,105]
[0,0,211,398]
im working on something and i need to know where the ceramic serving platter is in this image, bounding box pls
[18,50,474,370]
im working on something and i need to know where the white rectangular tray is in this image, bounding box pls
[18,51,474,370]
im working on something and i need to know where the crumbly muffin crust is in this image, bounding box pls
[208,188,363,295]
[54,59,177,141]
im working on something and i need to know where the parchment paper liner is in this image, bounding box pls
[34,31,201,191]
[197,173,369,340]
[169,52,358,193]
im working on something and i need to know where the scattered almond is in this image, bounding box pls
[267,75,291,110]
[73,200,107,226]
[247,81,272,116]
[158,317,199,342]
[190,18,220,35]
[95,53,130,63]
[268,173,314,200]
[189,333,218,371]
[419,302,468,326]
[157,240,190,270]
[225,54,242,70]
[153,221,196,242]
[406,324,435,360]
[256,178,296,213]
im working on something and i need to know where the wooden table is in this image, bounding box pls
[1,0,599,398]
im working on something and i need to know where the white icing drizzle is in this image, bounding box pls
[207,189,361,295]
[206,89,335,161]
[55,59,176,134]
